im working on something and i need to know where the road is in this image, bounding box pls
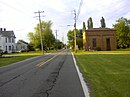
[0,49,85,97]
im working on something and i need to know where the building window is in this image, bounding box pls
[5,38,8,43]
[93,38,96,48]
[12,45,14,52]
[12,38,14,43]
[9,46,11,51]
[6,46,7,51]
[9,38,11,43]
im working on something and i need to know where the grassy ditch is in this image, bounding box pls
[75,50,130,97]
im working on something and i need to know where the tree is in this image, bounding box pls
[87,17,93,29]
[28,43,35,51]
[67,30,74,49]
[83,22,86,32]
[100,17,106,28]
[56,40,64,49]
[28,20,55,50]
[113,17,130,48]
[0,49,3,57]
[67,29,83,49]
[77,29,83,50]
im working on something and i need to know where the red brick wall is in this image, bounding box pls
[84,28,116,51]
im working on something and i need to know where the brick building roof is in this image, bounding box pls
[86,28,116,32]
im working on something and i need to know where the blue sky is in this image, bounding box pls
[0,0,130,43]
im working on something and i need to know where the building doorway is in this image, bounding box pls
[106,38,111,50]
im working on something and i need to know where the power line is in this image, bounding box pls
[77,0,83,21]
[0,0,35,19]
[0,1,24,13]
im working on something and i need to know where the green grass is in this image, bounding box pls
[75,50,130,97]
[0,51,42,67]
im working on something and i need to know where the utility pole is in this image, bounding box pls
[55,30,58,50]
[74,9,77,53]
[34,10,44,55]
[55,30,58,40]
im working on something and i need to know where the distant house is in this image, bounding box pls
[83,28,117,51]
[0,28,16,53]
[16,40,28,52]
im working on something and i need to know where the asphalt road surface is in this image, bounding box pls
[0,49,85,97]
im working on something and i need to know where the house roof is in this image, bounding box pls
[86,28,116,31]
[17,40,28,45]
[0,30,16,38]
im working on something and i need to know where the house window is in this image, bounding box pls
[9,46,11,51]
[12,45,14,52]
[93,38,96,48]
[6,46,7,51]
[12,38,14,43]
[5,38,8,43]
[9,38,11,43]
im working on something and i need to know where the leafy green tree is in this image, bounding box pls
[28,43,35,51]
[28,32,40,49]
[87,17,93,29]
[0,49,3,56]
[113,17,130,48]
[100,17,106,28]
[28,20,55,50]
[77,29,83,49]
[77,37,83,49]
[67,29,83,49]
[56,40,64,49]
[67,30,74,49]
[83,22,86,32]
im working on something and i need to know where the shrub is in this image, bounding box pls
[96,47,101,51]
[0,49,3,56]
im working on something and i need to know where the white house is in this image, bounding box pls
[0,28,16,53]
[16,40,28,52]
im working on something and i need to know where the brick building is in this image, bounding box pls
[83,28,116,51]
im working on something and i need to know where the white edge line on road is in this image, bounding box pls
[71,52,90,97]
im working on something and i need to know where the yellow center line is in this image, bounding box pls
[36,51,64,67]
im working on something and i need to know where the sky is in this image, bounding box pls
[0,0,130,44]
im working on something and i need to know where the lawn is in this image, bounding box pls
[0,51,42,67]
[75,50,130,97]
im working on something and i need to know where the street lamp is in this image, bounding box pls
[67,25,73,26]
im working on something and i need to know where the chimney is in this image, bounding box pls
[4,28,6,31]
